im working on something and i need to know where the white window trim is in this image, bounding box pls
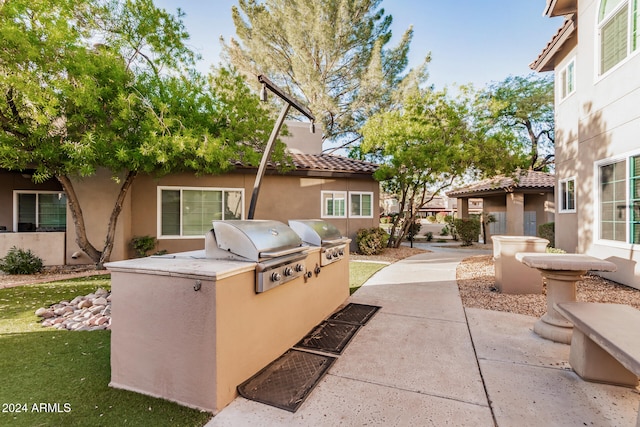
[595,0,640,80]
[12,190,67,232]
[157,186,245,239]
[349,191,374,218]
[321,191,347,218]
[594,151,639,248]
[558,58,576,101]
[558,177,577,213]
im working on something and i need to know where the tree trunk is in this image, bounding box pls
[57,170,138,269]
[99,170,137,268]
[56,174,102,264]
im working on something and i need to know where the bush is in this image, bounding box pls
[546,246,566,254]
[426,231,433,241]
[0,246,44,274]
[356,227,389,255]
[538,222,555,247]
[407,221,422,241]
[453,218,481,246]
[130,235,157,258]
[435,212,448,224]
[444,215,459,240]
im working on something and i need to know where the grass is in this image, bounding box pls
[349,261,386,294]
[0,262,391,426]
[0,275,212,427]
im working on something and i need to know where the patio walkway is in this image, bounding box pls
[207,245,640,426]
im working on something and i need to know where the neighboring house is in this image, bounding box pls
[0,121,379,264]
[531,0,640,289]
[447,170,555,242]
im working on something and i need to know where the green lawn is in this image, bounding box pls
[349,261,386,294]
[0,262,388,426]
[0,276,212,427]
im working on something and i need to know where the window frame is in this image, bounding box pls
[558,58,576,101]
[12,190,67,232]
[157,186,245,239]
[349,191,374,218]
[559,177,577,213]
[321,191,347,218]
[593,152,640,247]
[597,0,639,77]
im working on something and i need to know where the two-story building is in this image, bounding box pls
[531,0,640,289]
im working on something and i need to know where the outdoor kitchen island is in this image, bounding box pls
[105,221,351,414]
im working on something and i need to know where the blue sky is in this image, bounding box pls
[154,0,564,90]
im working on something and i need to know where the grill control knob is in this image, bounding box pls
[294,264,305,272]
[271,272,282,282]
[325,251,333,260]
[283,267,293,277]
[338,249,345,256]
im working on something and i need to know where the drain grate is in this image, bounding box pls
[328,303,381,326]
[295,321,360,355]
[237,349,335,412]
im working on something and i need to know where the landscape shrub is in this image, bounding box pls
[130,235,158,257]
[435,212,448,224]
[0,246,44,274]
[356,227,389,255]
[546,246,566,254]
[453,218,481,246]
[444,215,459,240]
[407,221,422,241]
[538,222,555,247]
[426,231,433,241]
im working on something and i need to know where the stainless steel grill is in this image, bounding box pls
[205,220,308,293]
[288,220,350,266]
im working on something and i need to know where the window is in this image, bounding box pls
[559,59,576,100]
[322,191,346,218]
[13,191,67,231]
[598,0,639,74]
[349,192,373,218]
[559,178,576,212]
[158,187,243,238]
[596,156,640,243]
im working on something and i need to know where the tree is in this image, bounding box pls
[360,86,527,247]
[480,74,554,171]
[222,0,428,148]
[0,0,277,267]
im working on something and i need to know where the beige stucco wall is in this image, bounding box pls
[109,247,349,413]
[551,0,640,288]
[0,232,65,265]
[479,193,555,242]
[66,169,132,264]
[131,172,379,257]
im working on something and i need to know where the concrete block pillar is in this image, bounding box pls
[457,198,469,219]
[506,193,524,235]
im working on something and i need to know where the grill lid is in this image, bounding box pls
[210,220,303,261]
[288,219,344,247]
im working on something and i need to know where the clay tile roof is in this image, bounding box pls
[288,153,378,174]
[446,170,555,198]
[530,15,576,72]
[233,152,378,176]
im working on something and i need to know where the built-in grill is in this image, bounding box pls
[288,220,350,266]
[205,220,308,293]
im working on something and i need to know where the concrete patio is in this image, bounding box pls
[206,244,640,426]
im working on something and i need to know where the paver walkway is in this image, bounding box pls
[207,246,640,426]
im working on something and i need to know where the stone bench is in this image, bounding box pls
[556,302,640,426]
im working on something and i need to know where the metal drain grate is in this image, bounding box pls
[237,349,335,412]
[328,303,381,325]
[295,321,360,355]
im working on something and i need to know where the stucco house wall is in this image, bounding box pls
[534,0,640,288]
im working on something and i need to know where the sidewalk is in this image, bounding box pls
[207,247,640,426]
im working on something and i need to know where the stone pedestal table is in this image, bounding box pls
[515,253,617,344]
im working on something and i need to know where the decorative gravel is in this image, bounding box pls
[456,255,640,317]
